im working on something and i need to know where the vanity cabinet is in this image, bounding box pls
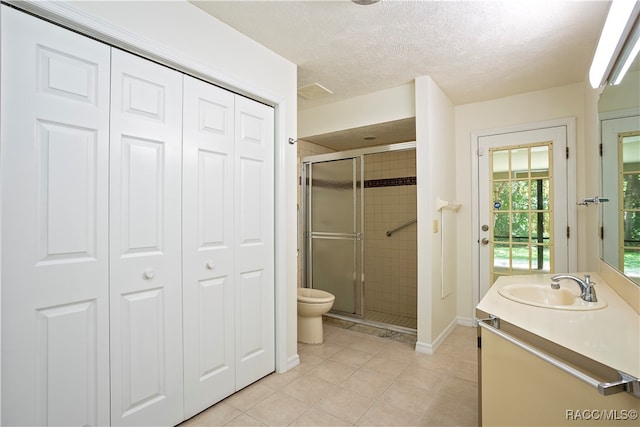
[479,321,640,426]
[1,6,275,426]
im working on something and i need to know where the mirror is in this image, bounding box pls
[598,54,640,285]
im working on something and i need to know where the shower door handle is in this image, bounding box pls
[309,231,363,240]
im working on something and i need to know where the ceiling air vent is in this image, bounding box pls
[297,82,333,100]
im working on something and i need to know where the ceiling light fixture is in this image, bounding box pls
[610,19,640,85]
[589,0,640,88]
[352,0,380,5]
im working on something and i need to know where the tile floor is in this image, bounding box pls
[180,323,478,427]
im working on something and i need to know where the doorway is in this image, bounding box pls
[302,143,417,331]
[473,119,577,303]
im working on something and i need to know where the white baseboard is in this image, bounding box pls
[283,354,300,372]
[415,316,458,355]
[456,316,476,327]
[414,340,434,355]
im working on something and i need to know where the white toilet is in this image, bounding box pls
[297,287,335,344]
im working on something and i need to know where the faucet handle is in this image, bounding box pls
[584,277,598,303]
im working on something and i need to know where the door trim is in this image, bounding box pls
[599,108,640,277]
[471,118,577,308]
[301,141,416,164]
[5,0,292,376]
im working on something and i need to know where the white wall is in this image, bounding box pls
[298,83,415,137]
[597,69,640,112]
[9,0,299,371]
[584,80,604,273]
[454,83,594,320]
[415,76,458,351]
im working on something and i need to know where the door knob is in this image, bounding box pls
[206,260,215,270]
[481,238,490,245]
[143,269,155,279]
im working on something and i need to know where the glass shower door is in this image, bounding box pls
[304,157,363,315]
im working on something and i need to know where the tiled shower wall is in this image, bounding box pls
[364,150,417,320]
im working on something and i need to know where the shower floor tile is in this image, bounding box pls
[323,315,417,346]
[364,310,417,329]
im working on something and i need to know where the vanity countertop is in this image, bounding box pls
[476,272,640,379]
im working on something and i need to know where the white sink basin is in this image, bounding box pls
[498,283,607,310]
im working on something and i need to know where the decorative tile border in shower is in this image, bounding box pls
[364,176,416,188]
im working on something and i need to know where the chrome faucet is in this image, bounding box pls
[551,274,598,302]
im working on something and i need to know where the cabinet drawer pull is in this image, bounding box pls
[143,269,155,279]
[206,260,215,270]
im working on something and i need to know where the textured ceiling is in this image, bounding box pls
[191,0,610,149]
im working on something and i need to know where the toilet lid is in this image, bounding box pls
[297,287,335,304]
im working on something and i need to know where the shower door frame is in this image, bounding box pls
[302,141,416,320]
[303,156,364,316]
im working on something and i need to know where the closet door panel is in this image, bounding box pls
[1,7,111,426]
[110,48,184,426]
[120,136,165,253]
[182,76,236,418]
[234,97,275,389]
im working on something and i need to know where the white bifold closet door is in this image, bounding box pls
[2,6,275,425]
[109,49,184,426]
[233,96,275,390]
[182,76,236,417]
[182,76,275,417]
[1,6,111,426]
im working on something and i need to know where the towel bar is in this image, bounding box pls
[477,318,640,398]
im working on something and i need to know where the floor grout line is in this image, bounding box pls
[181,324,479,427]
